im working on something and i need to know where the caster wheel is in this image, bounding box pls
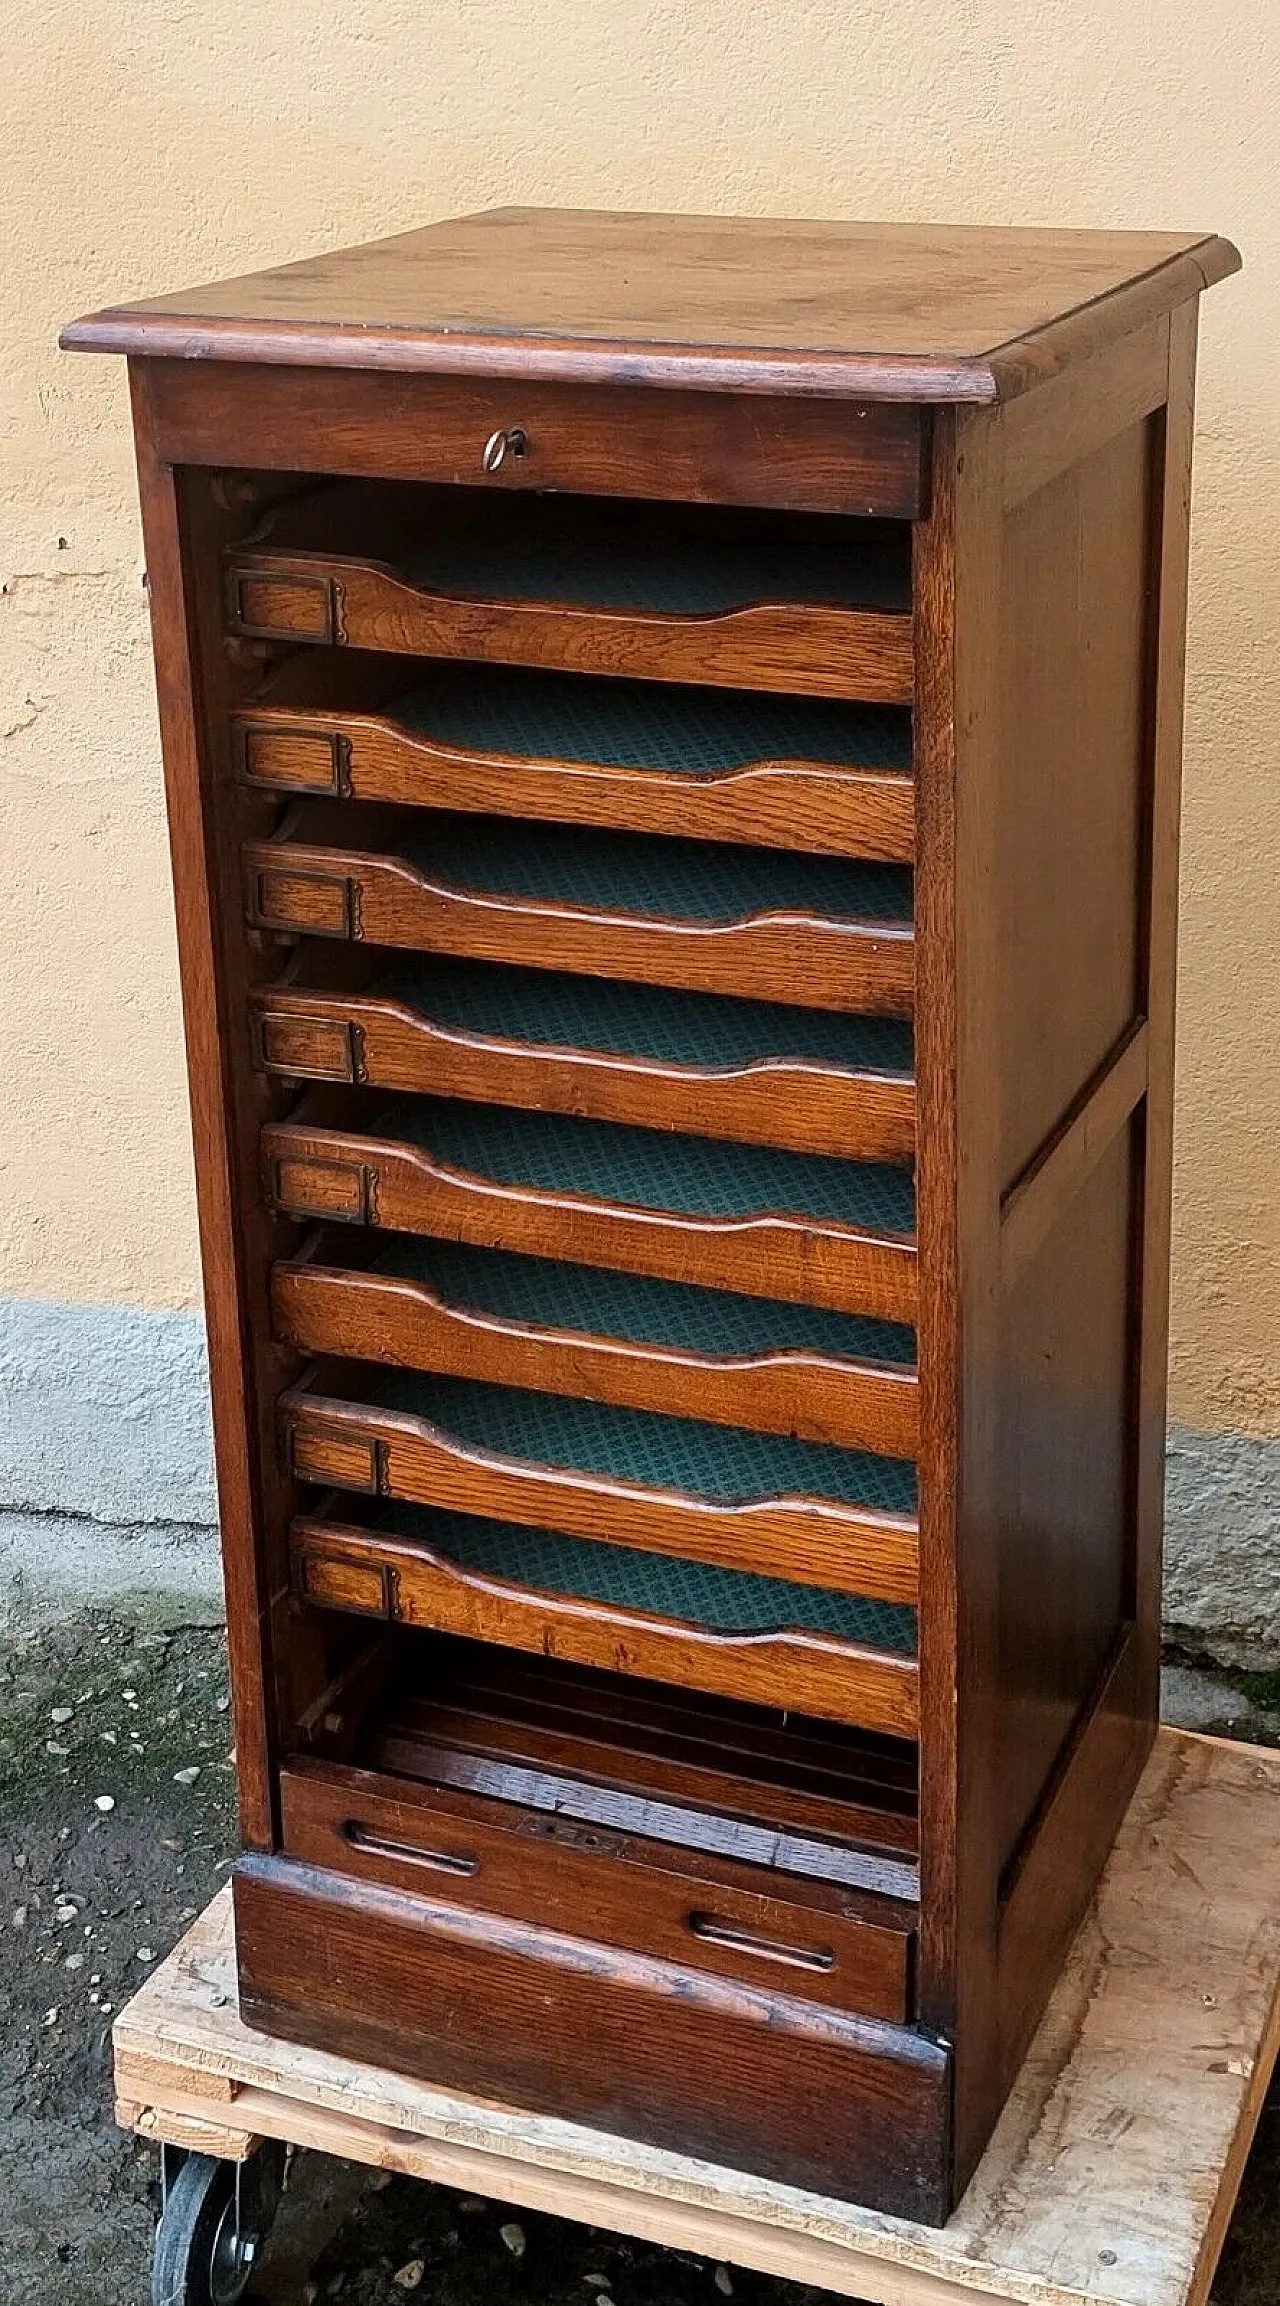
[152,2141,285,2306]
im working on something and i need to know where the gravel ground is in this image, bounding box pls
[1,1607,1278,2305]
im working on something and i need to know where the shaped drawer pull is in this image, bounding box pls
[267,1153,374,1225]
[251,1008,358,1083]
[228,568,338,642]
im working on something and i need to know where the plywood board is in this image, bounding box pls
[114,1729,1280,2306]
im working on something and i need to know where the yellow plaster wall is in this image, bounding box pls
[1,0,1276,1434]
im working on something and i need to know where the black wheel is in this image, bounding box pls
[152,2142,285,2306]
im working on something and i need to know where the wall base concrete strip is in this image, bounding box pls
[0,1296,215,1527]
[0,1510,223,1636]
[2,1296,1277,1662]
[1165,1425,1280,1670]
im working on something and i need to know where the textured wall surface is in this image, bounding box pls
[1,4,1276,1456]
[0,1298,215,1526]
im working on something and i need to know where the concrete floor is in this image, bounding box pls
[2,1606,1277,2306]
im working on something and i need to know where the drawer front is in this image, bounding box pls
[242,828,916,1019]
[149,360,929,520]
[223,483,915,705]
[236,696,917,864]
[278,1374,919,1606]
[228,551,914,704]
[249,980,917,1165]
[271,1237,920,1458]
[277,1759,917,2023]
[261,1114,920,1325]
[289,1504,919,1740]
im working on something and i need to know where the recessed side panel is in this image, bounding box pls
[992,1124,1137,1874]
[997,419,1154,1187]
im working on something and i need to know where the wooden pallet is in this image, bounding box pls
[114,1727,1280,2306]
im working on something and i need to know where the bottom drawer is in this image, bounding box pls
[235,1846,949,2218]
[278,1754,915,2023]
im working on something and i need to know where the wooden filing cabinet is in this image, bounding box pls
[64,208,1239,2220]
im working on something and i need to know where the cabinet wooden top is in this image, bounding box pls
[62,206,1239,403]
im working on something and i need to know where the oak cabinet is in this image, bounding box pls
[64,206,1239,2219]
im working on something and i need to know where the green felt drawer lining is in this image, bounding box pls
[380,1098,917,1236]
[368,1498,918,1654]
[388,815,912,926]
[394,663,912,776]
[399,500,911,617]
[370,1236,917,1366]
[363,1369,918,1517]
[377,955,913,1074]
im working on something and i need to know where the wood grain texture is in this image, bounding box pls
[111,1735,1280,2306]
[910,402,1007,2154]
[228,546,916,705]
[126,375,281,1847]
[290,1516,920,1738]
[271,1240,919,1457]
[141,360,928,517]
[989,1132,1138,1872]
[278,1376,920,1605]
[277,1758,916,2021]
[366,1643,920,1884]
[235,692,917,863]
[63,208,1239,401]
[242,826,916,1016]
[233,1852,951,2218]
[261,1115,920,1325]
[997,318,1170,509]
[249,978,918,1163]
[999,1021,1148,1287]
[995,419,1152,1185]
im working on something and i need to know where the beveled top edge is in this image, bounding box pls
[61,208,1241,404]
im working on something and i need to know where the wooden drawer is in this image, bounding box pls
[234,1846,947,2212]
[261,1098,919,1325]
[146,361,928,519]
[287,1488,917,1739]
[243,807,915,1019]
[249,956,917,1164]
[277,1755,917,2022]
[234,658,915,863]
[271,1231,920,1458]
[225,484,914,704]
[321,1636,921,1890]
[279,1362,918,1605]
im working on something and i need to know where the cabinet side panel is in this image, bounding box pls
[992,1127,1136,1869]
[935,307,1199,2200]
[997,422,1153,1187]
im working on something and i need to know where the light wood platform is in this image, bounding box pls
[114,1728,1280,2306]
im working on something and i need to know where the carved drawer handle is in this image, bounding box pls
[481,426,527,473]
[687,1910,836,1973]
[345,1822,477,1878]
